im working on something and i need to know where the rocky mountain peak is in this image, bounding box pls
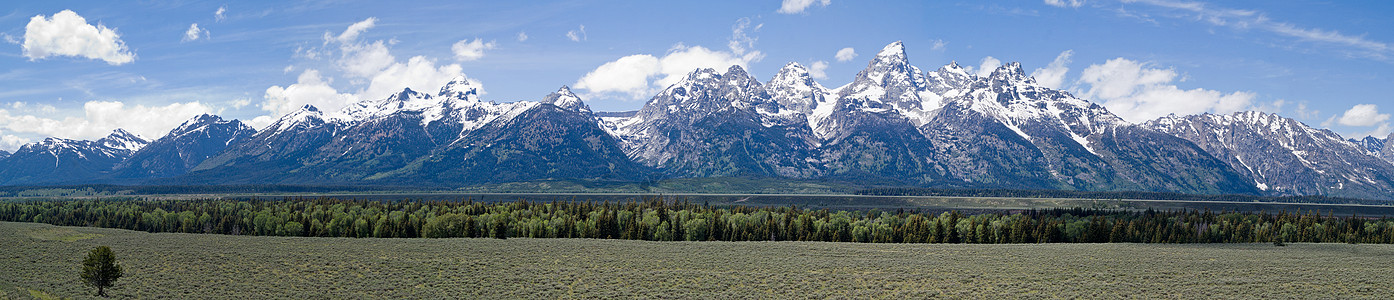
[766,62,825,116]
[542,85,591,113]
[438,75,479,100]
[988,62,1031,84]
[100,129,149,152]
[875,41,907,61]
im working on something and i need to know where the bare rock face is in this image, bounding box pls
[1148,112,1394,199]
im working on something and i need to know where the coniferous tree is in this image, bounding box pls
[82,246,123,297]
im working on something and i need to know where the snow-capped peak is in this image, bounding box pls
[169,114,223,136]
[268,104,328,136]
[439,75,480,101]
[541,85,591,113]
[988,62,1031,84]
[767,62,826,116]
[876,41,907,60]
[99,129,149,152]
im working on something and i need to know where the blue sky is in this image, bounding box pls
[0,0,1391,151]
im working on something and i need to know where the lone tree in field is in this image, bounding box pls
[81,246,123,297]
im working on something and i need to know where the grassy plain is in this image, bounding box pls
[3,221,1392,299]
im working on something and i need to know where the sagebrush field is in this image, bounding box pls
[3,221,1391,299]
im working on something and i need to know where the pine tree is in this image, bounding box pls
[82,246,123,297]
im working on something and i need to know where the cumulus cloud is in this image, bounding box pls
[808,61,830,80]
[835,47,857,62]
[261,69,356,117]
[0,101,215,140]
[1044,0,1084,8]
[451,38,496,61]
[567,25,586,42]
[1336,104,1390,127]
[256,16,469,121]
[575,45,755,100]
[215,5,227,22]
[22,10,136,65]
[778,0,831,14]
[182,23,209,42]
[323,18,466,100]
[574,54,661,99]
[574,19,765,100]
[516,31,528,42]
[1030,50,1073,89]
[972,56,1002,77]
[0,135,28,152]
[230,98,251,109]
[1076,57,1255,122]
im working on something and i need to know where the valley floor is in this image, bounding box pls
[2,221,1391,299]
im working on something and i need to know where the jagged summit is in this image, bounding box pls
[439,75,480,100]
[0,40,1389,200]
[99,129,150,152]
[875,41,906,60]
[542,85,591,113]
[988,62,1031,84]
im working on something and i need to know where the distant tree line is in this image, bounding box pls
[856,187,1385,205]
[3,198,1393,244]
[0,184,412,198]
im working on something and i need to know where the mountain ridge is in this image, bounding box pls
[0,41,1389,200]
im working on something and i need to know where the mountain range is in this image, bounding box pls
[4,42,1393,200]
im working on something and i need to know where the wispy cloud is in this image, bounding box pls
[1100,0,1394,61]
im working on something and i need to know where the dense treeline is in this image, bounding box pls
[0,185,412,198]
[3,198,1393,244]
[857,187,1384,205]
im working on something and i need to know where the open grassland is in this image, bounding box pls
[3,222,1392,299]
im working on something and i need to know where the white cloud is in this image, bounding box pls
[728,18,763,60]
[261,69,357,117]
[215,5,227,22]
[1045,0,1084,8]
[973,56,1002,77]
[1336,104,1390,127]
[1101,0,1394,61]
[22,10,136,65]
[1076,57,1256,122]
[777,0,831,14]
[0,101,215,140]
[808,60,830,80]
[576,45,755,100]
[575,44,755,99]
[331,17,377,44]
[835,47,856,62]
[1030,50,1073,89]
[0,135,28,152]
[276,17,468,106]
[230,98,251,109]
[929,39,948,51]
[1292,102,1319,119]
[359,56,463,101]
[8,102,58,114]
[182,23,209,42]
[452,38,496,61]
[574,19,764,100]
[516,31,528,42]
[245,116,275,131]
[567,25,586,42]
[574,54,661,99]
